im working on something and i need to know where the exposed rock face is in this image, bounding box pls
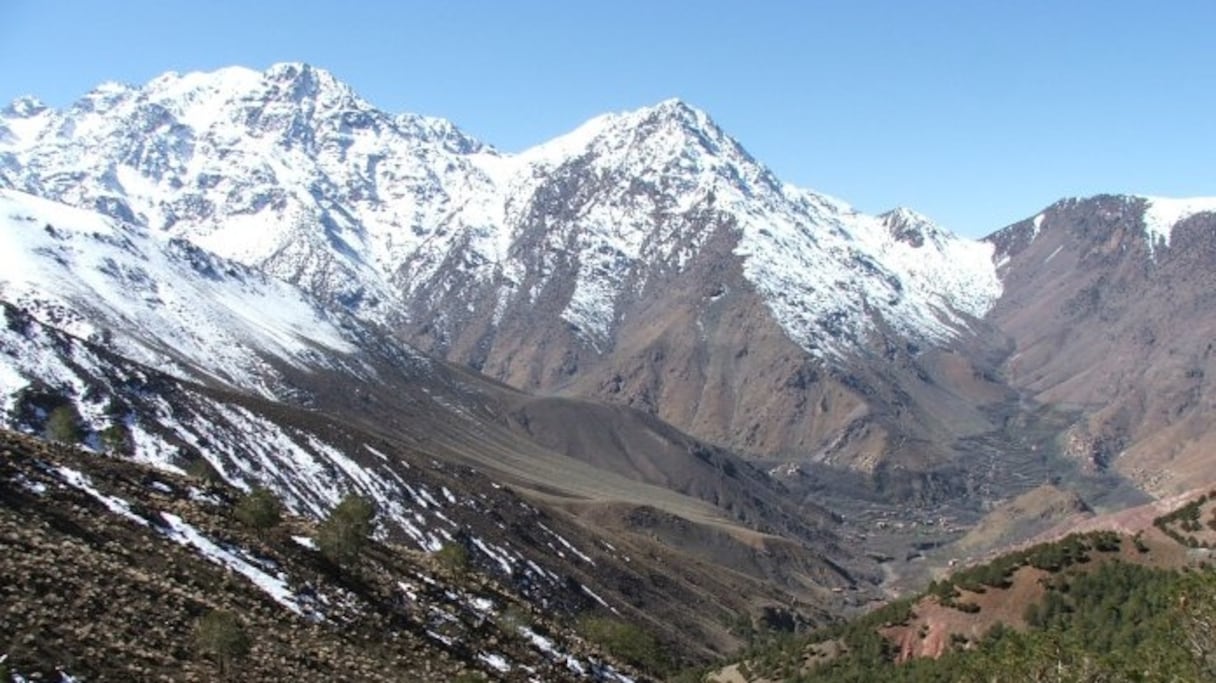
[986,196,1216,495]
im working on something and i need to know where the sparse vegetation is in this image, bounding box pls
[232,486,283,533]
[316,493,377,567]
[433,541,470,575]
[1155,491,1216,548]
[716,533,1216,682]
[578,615,669,674]
[3,427,659,680]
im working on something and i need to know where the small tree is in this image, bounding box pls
[194,610,250,678]
[233,487,283,533]
[100,422,134,455]
[433,541,470,575]
[316,494,377,567]
[184,455,225,485]
[44,403,85,444]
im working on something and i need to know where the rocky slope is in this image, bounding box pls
[0,429,649,681]
[986,195,1216,496]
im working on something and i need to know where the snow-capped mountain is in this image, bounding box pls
[0,63,1013,471]
[0,63,999,362]
[11,63,1216,671]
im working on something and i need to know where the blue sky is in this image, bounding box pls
[3,0,1214,236]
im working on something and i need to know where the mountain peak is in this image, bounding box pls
[646,96,697,116]
[635,97,718,133]
[68,81,136,113]
[881,206,936,226]
[140,63,357,111]
[3,96,48,118]
[879,207,949,248]
[264,61,333,85]
[261,62,357,104]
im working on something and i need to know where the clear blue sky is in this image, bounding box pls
[3,0,1214,236]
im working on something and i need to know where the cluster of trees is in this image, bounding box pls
[1155,492,1216,548]
[924,531,1123,613]
[728,532,1216,682]
[230,485,377,568]
[36,395,134,454]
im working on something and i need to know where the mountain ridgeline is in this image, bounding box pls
[3,62,1216,678]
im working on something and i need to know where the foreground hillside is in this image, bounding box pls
[0,429,652,681]
[707,510,1216,682]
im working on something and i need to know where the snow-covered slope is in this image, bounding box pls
[0,188,364,396]
[0,191,696,613]
[2,64,1000,363]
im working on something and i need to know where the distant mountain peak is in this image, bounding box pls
[262,61,353,101]
[879,207,947,248]
[881,206,935,225]
[3,96,48,118]
[633,97,728,141]
[640,97,703,123]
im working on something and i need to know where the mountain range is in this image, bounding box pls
[2,62,1216,677]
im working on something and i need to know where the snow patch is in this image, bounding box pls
[477,652,511,673]
[55,466,148,526]
[1142,196,1216,250]
[158,511,307,616]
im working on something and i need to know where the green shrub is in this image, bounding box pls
[316,494,377,567]
[45,403,85,443]
[578,615,669,673]
[100,422,134,454]
[433,542,470,575]
[233,487,283,533]
[185,456,225,484]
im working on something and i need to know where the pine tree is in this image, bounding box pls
[316,493,376,567]
[100,422,134,454]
